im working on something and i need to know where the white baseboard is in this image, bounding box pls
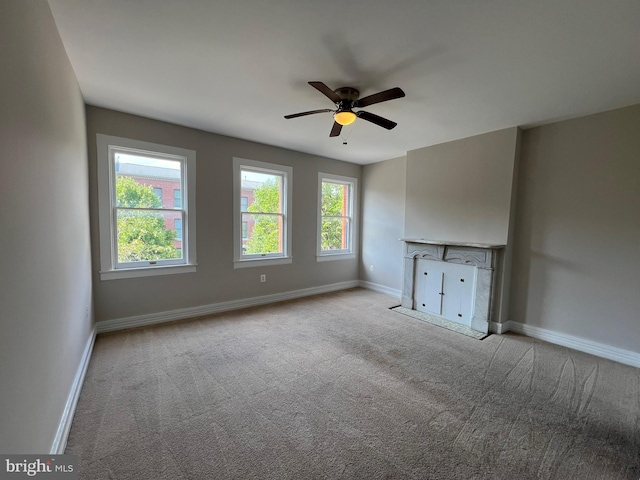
[96,280,360,333]
[504,320,640,368]
[359,280,402,300]
[490,321,510,334]
[51,326,96,454]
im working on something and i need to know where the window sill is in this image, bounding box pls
[99,264,197,281]
[316,253,356,262]
[234,257,292,269]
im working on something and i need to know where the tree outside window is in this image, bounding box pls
[115,176,180,262]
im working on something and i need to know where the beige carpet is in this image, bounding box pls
[390,306,488,339]
[67,288,640,479]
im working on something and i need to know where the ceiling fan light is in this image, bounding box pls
[334,111,357,126]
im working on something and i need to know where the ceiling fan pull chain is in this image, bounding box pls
[341,124,354,145]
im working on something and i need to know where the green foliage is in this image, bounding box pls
[245,180,281,254]
[321,182,348,251]
[321,182,344,216]
[116,176,161,208]
[115,176,180,262]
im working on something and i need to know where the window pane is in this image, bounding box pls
[117,209,182,262]
[242,212,282,255]
[321,182,348,216]
[173,189,182,208]
[241,170,282,214]
[153,188,163,203]
[174,218,183,244]
[115,153,181,208]
[321,217,350,251]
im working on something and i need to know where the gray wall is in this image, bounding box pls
[511,105,640,353]
[86,107,361,322]
[360,157,407,294]
[404,127,520,245]
[0,0,93,453]
[360,129,520,325]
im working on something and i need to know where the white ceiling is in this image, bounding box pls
[47,0,640,165]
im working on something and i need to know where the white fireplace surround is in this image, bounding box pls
[401,239,505,333]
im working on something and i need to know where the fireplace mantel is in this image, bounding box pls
[400,239,505,333]
[401,238,505,250]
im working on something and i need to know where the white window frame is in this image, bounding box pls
[233,157,292,268]
[96,134,197,280]
[317,173,358,261]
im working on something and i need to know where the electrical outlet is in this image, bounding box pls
[260,274,266,282]
[369,265,374,272]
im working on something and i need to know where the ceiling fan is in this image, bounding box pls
[284,81,405,137]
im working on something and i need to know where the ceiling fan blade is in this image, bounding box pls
[284,109,333,119]
[353,87,405,108]
[356,111,397,130]
[330,121,342,137]
[309,81,342,104]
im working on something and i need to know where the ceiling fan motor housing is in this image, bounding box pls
[334,87,360,102]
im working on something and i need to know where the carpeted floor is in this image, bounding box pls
[390,306,488,340]
[66,288,640,479]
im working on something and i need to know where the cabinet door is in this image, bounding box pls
[415,261,444,315]
[441,265,474,326]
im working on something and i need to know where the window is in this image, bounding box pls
[233,157,292,268]
[153,187,163,204]
[96,134,197,280]
[174,218,182,241]
[317,173,357,260]
[173,189,182,208]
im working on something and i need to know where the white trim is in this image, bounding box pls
[234,257,292,269]
[50,327,96,454]
[490,321,510,334]
[96,281,360,333]
[505,320,640,368]
[359,280,402,299]
[96,134,197,280]
[317,172,358,259]
[233,157,293,264]
[100,264,197,280]
[316,253,356,262]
